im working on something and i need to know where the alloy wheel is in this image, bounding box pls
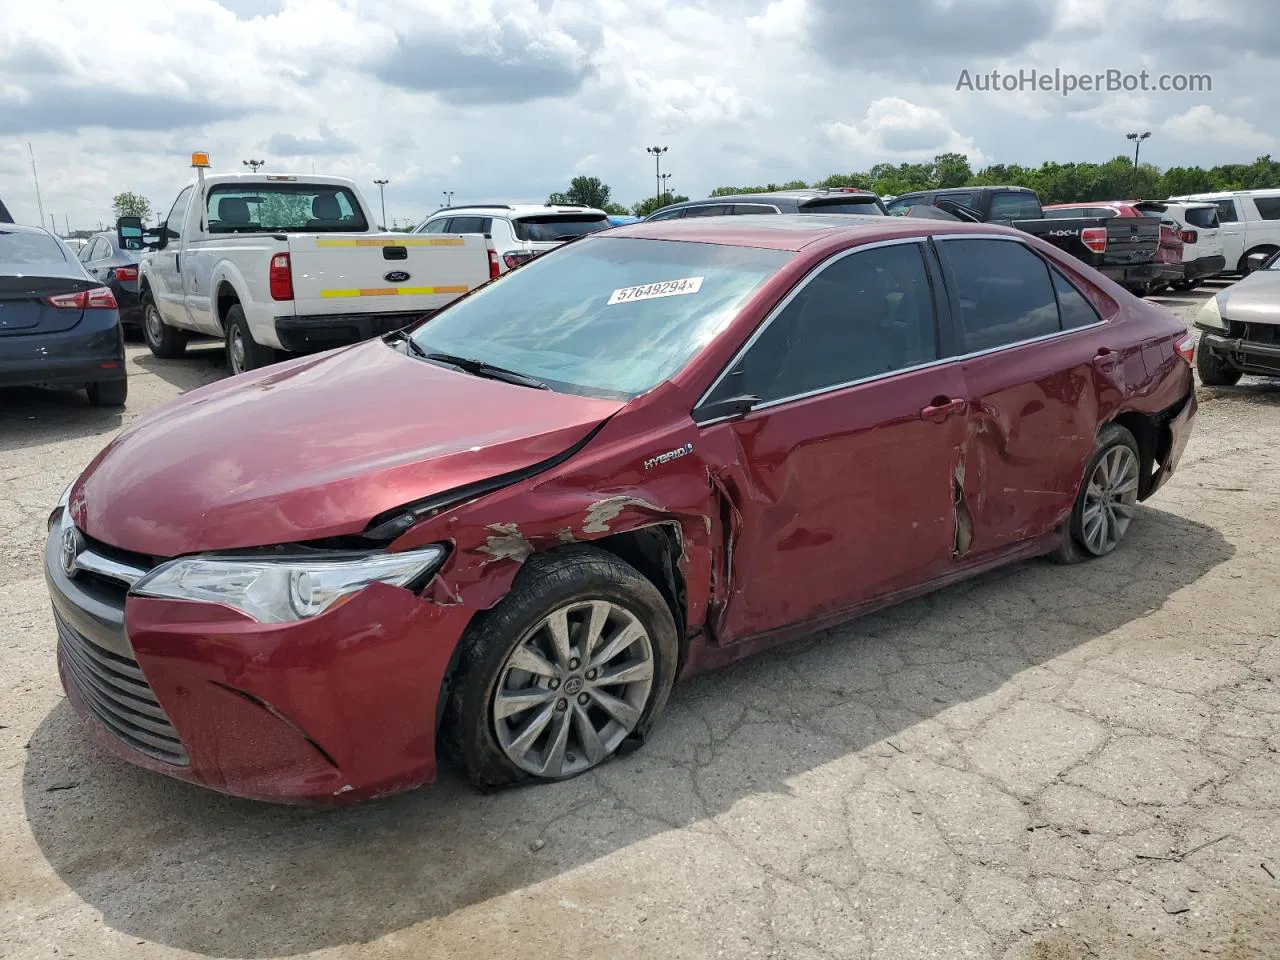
[1081,445,1140,556]
[492,600,655,778]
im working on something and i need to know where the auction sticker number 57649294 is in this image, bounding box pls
[608,276,704,305]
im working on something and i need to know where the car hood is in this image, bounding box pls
[71,340,624,557]
[1218,271,1280,325]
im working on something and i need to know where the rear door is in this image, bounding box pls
[699,239,967,642]
[0,230,94,338]
[1208,198,1245,269]
[286,233,490,319]
[935,236,1113,555]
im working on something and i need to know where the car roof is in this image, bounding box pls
[665,189,878,207]
[1171,189,1280,200]
[428,204,608,218]
[606,213,1018,251]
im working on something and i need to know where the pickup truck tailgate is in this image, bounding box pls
[1104,217,1159,265]
[286,233,488,320]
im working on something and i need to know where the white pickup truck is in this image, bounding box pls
[139,162,490,374]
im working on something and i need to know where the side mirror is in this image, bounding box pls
[1244,252,1270,275]
[153,223,169,250]
[694,394,760,424]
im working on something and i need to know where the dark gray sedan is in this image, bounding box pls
[0,224,128,406]
[1194,250,1280,385]
[77,231,145,331]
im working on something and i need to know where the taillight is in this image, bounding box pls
[269,253,293,300]
[111,265,139,282]
[502,251,534,270]
[1174,333,1195,364]
[1180,229,1198,244]
[1081,227,1108,254]
[45,287,118,309]
[488,248,501,280]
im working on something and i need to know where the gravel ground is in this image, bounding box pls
[2,286,1277,960]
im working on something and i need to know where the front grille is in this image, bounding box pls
[1242,323,1280,346]
[56,612,188,766]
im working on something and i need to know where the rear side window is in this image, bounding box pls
[513,215,610,241]
[0,230,67,264]
[731,204,779,215]
[679,205,734,218]
[206,184,367,233]
[798,199,884,215]
[1051,268,1102,330]
[940,239,1060,351]
[1252,197,1280,220]
[987,192,1042,220]
[1183,207,1219,229]
[713,242,938,404]
[447,216,490,234]
[1212,199,1238,223]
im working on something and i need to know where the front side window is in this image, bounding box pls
[940,239,1060,352]
[704,242,938,407]
[205,184,367,233]
[163,186,194,241]
[646,207,685,221]
[987,192,1042,220]
[408,236,790,399]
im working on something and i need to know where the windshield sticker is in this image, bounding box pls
[608,277,704,305]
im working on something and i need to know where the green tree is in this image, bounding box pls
[632,194,690,217]
[933,152,973,188]
[111,191,151,222]
[709,180,808,197]
[602,201,631,216]
[815,172,874,190]
[547,176,613,208]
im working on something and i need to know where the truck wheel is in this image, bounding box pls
[142,294,188,359]
[86,378,128,408]
[1196,340,1242,387]
[224,305,277,375]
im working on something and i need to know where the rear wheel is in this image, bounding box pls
[86,378,128,407]
[1053,423,1141,564]
[224,305,277,375]
[1196,340,1242,386]
[444,547,679,788]
[142,295,188,359]
[1171,278,1201,292]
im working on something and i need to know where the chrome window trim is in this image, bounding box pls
[692,233,1106,428]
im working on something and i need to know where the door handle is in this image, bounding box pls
[175,254,180,273]
[920,397,967,422]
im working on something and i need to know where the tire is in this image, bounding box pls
[142,294,188,359]
[86,378,128,407]
[1052,423,1141,564]
[1171,278,1201,292]
[224,305,277,374]
[1196,340,1242,387]
[443,546,679,789]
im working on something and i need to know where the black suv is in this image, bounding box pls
[645,189,886,221]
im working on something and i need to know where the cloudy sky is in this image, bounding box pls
[1,0,1276,230]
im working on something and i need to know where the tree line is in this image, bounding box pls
[548,154,1280,214]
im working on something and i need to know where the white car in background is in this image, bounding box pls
[414,204,612,274]
[1168,189,1280,275]
[1133,200,1226,290]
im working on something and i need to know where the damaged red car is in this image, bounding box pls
[46,215,1197,804]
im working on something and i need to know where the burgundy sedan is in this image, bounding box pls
[45,215,1197,804]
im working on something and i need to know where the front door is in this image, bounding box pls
[698,239,968,644]
[933,236,1114,556]
[152,185,193,325]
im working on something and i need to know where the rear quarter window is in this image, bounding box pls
[1252,197,1280,220]
[1183,207,1219,229]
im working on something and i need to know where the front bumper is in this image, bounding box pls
[1195,327,1280,376]
[0,314,125,389]
[45,519,469,804]
[274,311,436,354]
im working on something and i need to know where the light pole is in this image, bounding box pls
[646,146,668,209]
[659,172,672,205]
[441,190,454,207]
[28,143,45,229]
[242,159,265,172]
[1125,131,1151,168]
[374,179,389,229]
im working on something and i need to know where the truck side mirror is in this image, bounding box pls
[153,223,169,250]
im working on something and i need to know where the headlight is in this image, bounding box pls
[131,546,447,624]
[1196,296,1226,331]
[48,482,73,530]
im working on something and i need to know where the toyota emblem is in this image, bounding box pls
[60,524,83,577]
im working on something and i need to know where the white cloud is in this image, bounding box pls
[825,98,988,166]
[746,0,809,40]
[1162,105,1276,151]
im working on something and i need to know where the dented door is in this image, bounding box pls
[706,365,969,643]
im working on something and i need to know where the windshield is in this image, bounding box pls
[205,183,369,233]
[0,230,67,264]
[408,236,791,399]
[513,215,611,242]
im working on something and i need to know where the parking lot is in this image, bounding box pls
[1,283,1277,959]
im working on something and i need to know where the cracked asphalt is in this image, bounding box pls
[2,286,1278,959]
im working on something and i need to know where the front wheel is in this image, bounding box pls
[142,295,188,359]
[1196,341,1242,387]
[1053,423,1141,564]
[444,547,679,788]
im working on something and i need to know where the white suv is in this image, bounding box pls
[1134,200,1226,290]
[414,204,612,275]
[1167,189,1280,275]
